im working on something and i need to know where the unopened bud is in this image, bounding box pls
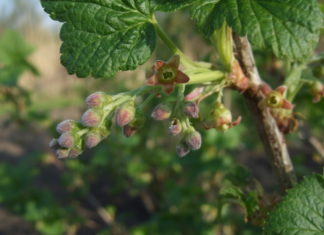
[311,81,324,103]
[56,120,76,134]
[123,124,137,137]
[58,132,75,148]
[85,132,101,148]
[185,87,204,101]
[183,102,199,118]
[86,92,112,108]
[168,118,182,136]
[213,103,232,125]
[176,142,190,157]
[151,103,172,120]
[56,149,70,159]
[115,103,135,127]
[68,148,82,158]
[185,130,202,150]
[81,109,101,127]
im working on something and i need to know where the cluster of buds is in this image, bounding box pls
[310,81,324,103]
[204,102,241,131]
[150,98,202,157]
[50,91,141,158]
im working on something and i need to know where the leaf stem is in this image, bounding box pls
[151,15,199,69]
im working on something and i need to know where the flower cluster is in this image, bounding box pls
[50,91,143,158]
[150,99,202,157]
[50,55,245,159]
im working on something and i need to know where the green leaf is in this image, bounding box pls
[191,0,323,61]
[152,0,198,12]
[41,0,156,78]
[264,174,324,235]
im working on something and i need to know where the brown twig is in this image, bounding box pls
[233,35,297,191]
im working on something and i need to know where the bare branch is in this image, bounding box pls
[233,35,297,191]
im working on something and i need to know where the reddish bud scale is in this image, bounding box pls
[58,132,75,149]
[151,103,172,121]
[123,124,137,137]
[183,102,199,118]
[185,130,202,150]
[81,109,101,127]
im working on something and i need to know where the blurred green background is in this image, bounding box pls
[0,1,323,234]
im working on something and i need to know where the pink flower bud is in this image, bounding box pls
[151,103,172,121]
[168,118,182,136]
[68,148,82,158]
[183,102,199,118]
[176,142,190,157]
[85,132,101,148]
[58,132,75,148]
[56,120,76,134]
[56,149,69,159]
[81,109,101,127]
[86,92,111,108]
[185,87,204,101]
[185,130,202,150]
[115,104,135,127]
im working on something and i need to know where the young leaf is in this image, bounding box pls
[263,174,324,234]
[41,0,156,79]
[191,0,323,61]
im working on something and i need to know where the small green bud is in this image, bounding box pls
[212,22,233,71]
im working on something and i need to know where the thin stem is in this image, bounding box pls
[187,71,225,84]
[151,16,199,69]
